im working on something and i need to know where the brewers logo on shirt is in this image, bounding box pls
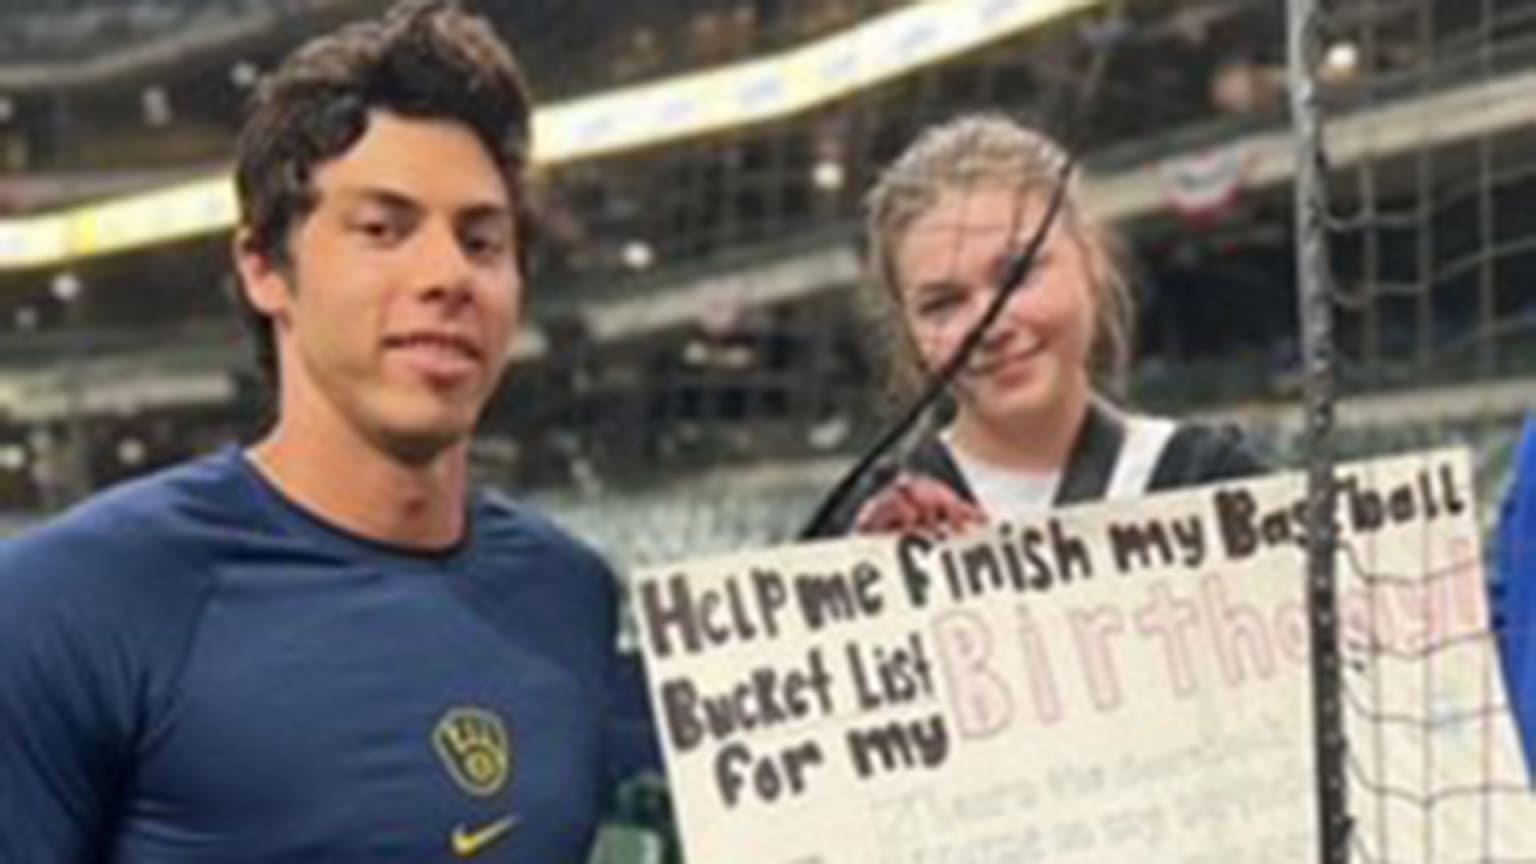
[433,707,511,798]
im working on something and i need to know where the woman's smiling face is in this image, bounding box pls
[895,184,1097,432]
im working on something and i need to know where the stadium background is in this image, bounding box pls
[0,0,1532,859]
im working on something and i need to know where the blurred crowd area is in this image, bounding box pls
[0,0,1534,569]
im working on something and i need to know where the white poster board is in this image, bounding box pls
[632,449,1535,863]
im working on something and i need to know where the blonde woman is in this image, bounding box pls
[814,114,1260,538]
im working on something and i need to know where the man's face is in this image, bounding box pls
[242,110,522,462]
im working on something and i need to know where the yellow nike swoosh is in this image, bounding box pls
[451,814,518,858]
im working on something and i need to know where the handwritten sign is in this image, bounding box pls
[633,449,1536,863]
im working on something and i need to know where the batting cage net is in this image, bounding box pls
[1288,0,1536,861]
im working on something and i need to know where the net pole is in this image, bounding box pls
[1287,0,1350,861]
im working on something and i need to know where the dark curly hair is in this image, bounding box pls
[232,0,534,388]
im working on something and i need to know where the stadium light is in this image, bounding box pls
[812,159,845,192]
[50,272,80,303]
[807,414,851,451]
[116,438,147,468]
[0,444,26,472]
[229,61,260,89]
[1323,41,1360,79]
[622,240,655,271]
[141,86,172,127]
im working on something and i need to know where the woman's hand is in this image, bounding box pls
[853,473,987,538]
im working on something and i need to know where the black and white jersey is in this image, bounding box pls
[805,400,1263,538]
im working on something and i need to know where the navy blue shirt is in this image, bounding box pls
[0,447,621,863]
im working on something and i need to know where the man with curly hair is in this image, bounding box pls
[0,3,632,860]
